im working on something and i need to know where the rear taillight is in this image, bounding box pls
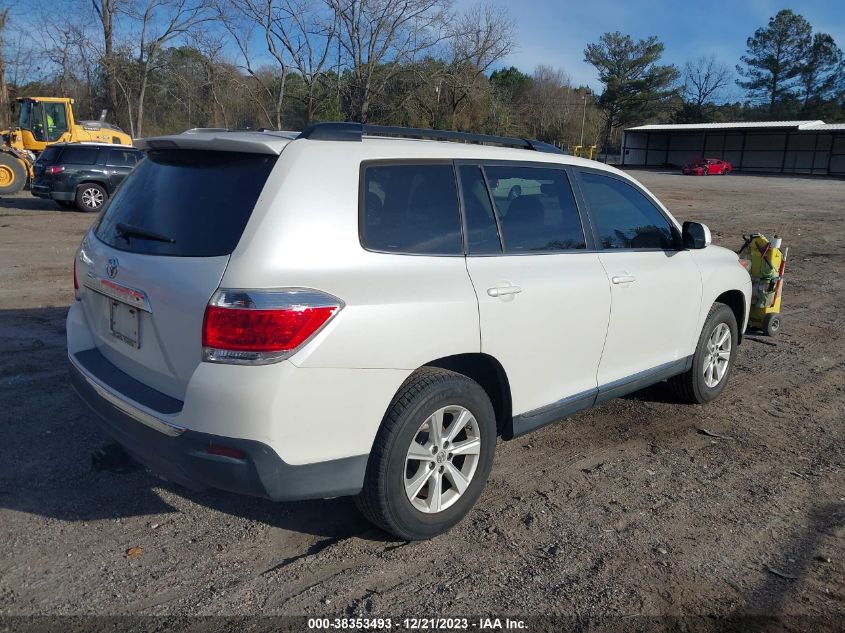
[202,289,342,365]
[46,165,65,175]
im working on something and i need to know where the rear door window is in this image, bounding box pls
[361,163,462,255]
[484,165,586,252]
[59,147,98,165]
[96,150,277,257]
[578,171,677,250]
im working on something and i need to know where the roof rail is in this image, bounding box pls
[297,122,563,155]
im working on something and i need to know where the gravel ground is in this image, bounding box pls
[1,170,843,631]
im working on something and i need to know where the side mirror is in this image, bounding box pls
[682,221,711,249]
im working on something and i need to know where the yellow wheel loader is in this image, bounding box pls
[0,97,132,195]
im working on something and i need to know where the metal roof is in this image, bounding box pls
[802,122,845,130]
[626,121,825,132]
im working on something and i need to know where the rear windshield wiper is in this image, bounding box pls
[115,222,176,244]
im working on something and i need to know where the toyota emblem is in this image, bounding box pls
[106,258,119,279]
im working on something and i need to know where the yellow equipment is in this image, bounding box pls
[739,233,788,336]
[572,144,598,159]
[0,97,132,195]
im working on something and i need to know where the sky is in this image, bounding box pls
[471,0,845,99]
[9,0,845,105]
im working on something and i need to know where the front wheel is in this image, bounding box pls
[355,367,497,540]
[0,152,27,195]
[670,303,738,404]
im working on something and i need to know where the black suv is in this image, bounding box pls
[31,143,142,212]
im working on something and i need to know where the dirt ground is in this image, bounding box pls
[1,170,843,631]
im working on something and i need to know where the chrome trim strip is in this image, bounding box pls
[83,272,152,313]
[69,353,185,437]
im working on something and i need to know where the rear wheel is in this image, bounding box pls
[355,367,497,540]
[76,183,108,212]
[670,303,738,404]
[0,152,27,195]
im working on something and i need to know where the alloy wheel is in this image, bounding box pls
[81,187,104,209]
[703,322,731,388]
[404,405,481,514]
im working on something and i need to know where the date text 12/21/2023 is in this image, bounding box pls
[307,617,527,630]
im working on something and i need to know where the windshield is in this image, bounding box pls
[17,101,69,141]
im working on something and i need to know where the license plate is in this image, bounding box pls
[110,300,140,348]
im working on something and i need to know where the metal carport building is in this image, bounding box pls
[621,121,845,176]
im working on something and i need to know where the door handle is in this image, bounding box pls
[611,275,636,284]
[487,285,523,297]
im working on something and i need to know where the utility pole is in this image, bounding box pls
[579,89,591,148]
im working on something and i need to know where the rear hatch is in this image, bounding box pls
[79,147,280,400]
[33,146,61,180]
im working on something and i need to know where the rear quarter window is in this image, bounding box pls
[361,163,462,255]
[96,150,277,257]
[37,147,61,164]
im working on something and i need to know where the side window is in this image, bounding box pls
[107,150,139,167]
[59,147,98,165]
[362,163,462,255]
[457,165,501,254]
[579,172,677,250]
[484,165,585,252]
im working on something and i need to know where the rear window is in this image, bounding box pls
[96,150,277,257]
[38,147,61,164]
[361,163,462,255]
[59,147,99,165]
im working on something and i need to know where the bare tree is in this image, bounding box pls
[327,0,450,122]
[682,55,731,120]
[442,2,513,128]
[221,0,293,130]
[126,0,213,136]
[0,7,10,129]
[91,0,123,122]
[276,0,337,124]
[524,65,572,141]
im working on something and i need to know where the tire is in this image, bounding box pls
[75,183,108,212]
[762,313,782,336]
[0,152,27,195]
[669,303,738,404]
[355,367,497,541]
[722,168,729,175]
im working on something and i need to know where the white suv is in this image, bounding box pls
[68,123,751,540]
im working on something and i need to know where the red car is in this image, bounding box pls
[682,157,733,176]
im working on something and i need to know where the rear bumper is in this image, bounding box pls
[69,348,368,501]
[31,182,74,201]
